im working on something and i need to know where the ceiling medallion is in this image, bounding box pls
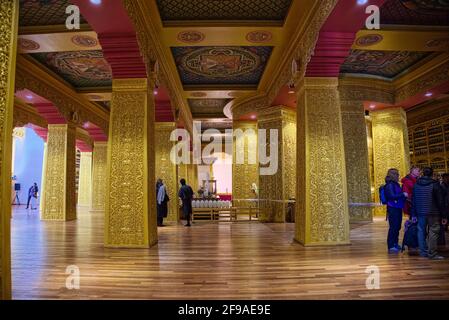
[190,92,207,97]
[183,47,260,78]
[177,31,205,44]
[71,35,98,48]
[18,38,40,51]
[426,38,449,49]
[246,31,273,43]
[355,34,383,47]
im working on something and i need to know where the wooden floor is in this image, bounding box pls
[10,206,449,299]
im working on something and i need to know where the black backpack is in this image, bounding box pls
[402,220,418,252]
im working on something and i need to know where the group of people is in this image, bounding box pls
[384,166,448,260]
[156,178,194,227]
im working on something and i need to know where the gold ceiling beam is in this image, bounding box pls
[15,55,109,134]
[353,29,449,52]
[339,53,449,105]
[123,0,193,135]
[228,0,339,119]
[13,97,47,128]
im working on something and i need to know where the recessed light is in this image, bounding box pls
[90,0,102,5]
[369,104,376,109]
[25,94,33,100]
[425,92,433,97]
[153,90,158,96]
[357,0,368,5]
[250,115,256,120]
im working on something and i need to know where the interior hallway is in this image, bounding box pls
[11,206,449,300]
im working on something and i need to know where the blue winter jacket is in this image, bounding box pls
[385,181,406,209]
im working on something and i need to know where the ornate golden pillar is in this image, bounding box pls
[295,78,350,246]
[371,108,410,216]
[105,78,157,248]
[155,122,178,222]
[232,121,258,207]
[258,106,296,222]
[0,0,18,300]
[77,152,92,207]
[91,142,107,211]
[41,124,77,221]
[339,93,373,222]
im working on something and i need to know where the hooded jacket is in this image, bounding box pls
[411,176,446,218]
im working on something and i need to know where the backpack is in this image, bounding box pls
[402,220,418,251]
[379,184,388,205]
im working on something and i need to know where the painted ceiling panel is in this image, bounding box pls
[156,0,293,22]
[30,50,112,88]
[381,0,449,26]
[172,46,273,86]
[19,0,87,27]
[188,98,232,117]
[340,50,432,79]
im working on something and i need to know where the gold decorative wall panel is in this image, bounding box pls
[155,122,178,222]
[339,98,373,222]
[105,78,157,248]
[232,121,259,207]
[295,78,350,246]
[0,0,18,300]
[371,108,410,216]
[258,106,296,222]
[91,142,107,211]
[77,152,92,207]
[41,124,77,221]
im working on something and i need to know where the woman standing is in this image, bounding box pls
[385,168,408,254]
[156,179,169,226]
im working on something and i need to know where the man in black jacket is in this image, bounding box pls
[411,167,447,260]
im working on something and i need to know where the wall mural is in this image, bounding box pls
[156,0,292,22]
[30,50,112,88]
[340,50,431,79]
[172,46,273,86]
[19,0,87,27]
[381,0,449,26]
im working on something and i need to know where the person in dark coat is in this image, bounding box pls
[384,168,408,254]
[411,167,447,260]
[156,179,169,227]
[178,178,194,227]
[26,182,38,210]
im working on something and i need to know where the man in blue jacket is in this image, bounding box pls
[411,167,447,260]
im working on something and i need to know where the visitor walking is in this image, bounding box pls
[156,179,169,227]
[178,179,194,227]
[26,182,39,210]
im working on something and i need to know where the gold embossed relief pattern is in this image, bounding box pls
[340,100,373,222]
[0,0,18,300]
[91,142,107,211]
[106,79,156,247]
[77,152,92,207]
[295,79,350,245]
[258,108,296,222]
[155,123,178,222]
[232,121,259,207]
[371,108,410,216]
[41,124,77,221]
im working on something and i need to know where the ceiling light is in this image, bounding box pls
[25,94,33,100]
[90,0,102,5]
[425,92,433,97]
[369,104,376,109]
[250,115,256,120]
[357,0,368,5]
[288,83,295,94]
[153,90,158,96]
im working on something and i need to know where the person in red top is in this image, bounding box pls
[401,166,421,216]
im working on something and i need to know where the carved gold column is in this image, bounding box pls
[371,108,410,216]
[105,78,157,248]
[41,124,77,221]
[232,121,258,207]
[91,142,107,211]
[295,78,350,246]
[155,122,178,222]
[258,106,296,222]
[339,94,372,222]
[0,0,18,300]
[77,152,92,207]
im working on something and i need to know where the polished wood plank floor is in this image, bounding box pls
[10,206,449,299]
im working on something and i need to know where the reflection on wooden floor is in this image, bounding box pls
[11,206,449,299]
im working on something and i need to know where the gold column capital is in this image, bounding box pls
[112,78,148,92]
